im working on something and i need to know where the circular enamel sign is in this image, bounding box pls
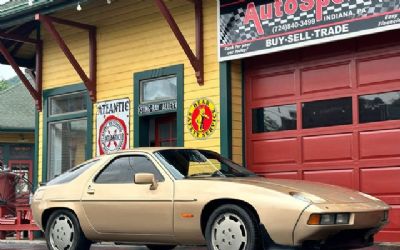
[187,98,217,139]
[98,115,128,155]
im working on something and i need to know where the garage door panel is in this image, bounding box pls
[251,71,295,100]
[252,138,298,164]
[360,167,400,195]
[301,62,351,94]
[358,54,400,86]
[303,133,353,162]
[360,129,400,159]
[261,171,300,180]
[383,206,400,230]
[303,169,355,189]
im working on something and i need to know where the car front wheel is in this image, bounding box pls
[45,209,91,250]
[205,204,260,250]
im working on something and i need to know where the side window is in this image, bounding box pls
[95,155,164,184]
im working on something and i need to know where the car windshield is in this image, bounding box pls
[46,159,100,186]
[154,149,257,179]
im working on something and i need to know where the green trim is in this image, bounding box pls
[33,110,39,190]
[134,65,184,147]
[220,62,232,159]
[42,83,93,182]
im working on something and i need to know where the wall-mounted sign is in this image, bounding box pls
[187,98,217,139]
[219,0,400,61]
[97,98,130,155]
[138,100,177,116]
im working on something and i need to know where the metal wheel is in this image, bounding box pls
[49,213,75,250]
[211,212,248,250]
[45,210,91,250]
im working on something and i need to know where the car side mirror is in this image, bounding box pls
[134,173,158,190]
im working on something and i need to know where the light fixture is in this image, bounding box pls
[77,2,82,11]
[106,0,112,4]
[28,0,33,6]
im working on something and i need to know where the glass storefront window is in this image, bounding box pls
[252,104,297,133]
[48,119,87,179]
[140,76,177,103]
[49,92,87,116]
[359,91,400,123]
[302,97,352,129]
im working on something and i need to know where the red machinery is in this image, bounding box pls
[0,171,40,240]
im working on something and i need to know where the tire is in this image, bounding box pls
[146,245,177,250]
[45,209,92,250]
[205,204,260,250]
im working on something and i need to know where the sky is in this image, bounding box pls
[0,64,18,80]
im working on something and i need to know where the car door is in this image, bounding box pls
[81,153,174,235]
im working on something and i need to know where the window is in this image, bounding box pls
[95,155,164,184]
[49,92,87,116]
[359,91,400,123]
[44,86,92,181]
[46,159,99,186]
[302,97,352,129]
[140,76,177,103]
[252,104,297,133]
[48,119,87,179]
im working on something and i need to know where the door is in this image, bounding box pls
[81,154,174,236]
[155,115,177,146]
[245,35,400,241]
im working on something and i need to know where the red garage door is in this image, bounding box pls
[245,32,400,242]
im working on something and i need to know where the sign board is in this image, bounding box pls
[97,98,130,155]
[187,98,217,139]
[138,100,177,116]
[219,0,400,61]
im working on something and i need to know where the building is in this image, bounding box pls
[0,0,399,242]
[0,83,35,186]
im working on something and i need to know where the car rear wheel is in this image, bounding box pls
[45,209,91,250]
[146,245,177,250]
[205,204,260,250]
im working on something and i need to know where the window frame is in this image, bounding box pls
[42,84,93,182]
[94,154,165,184]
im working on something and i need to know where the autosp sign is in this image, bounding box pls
[219,0,400,61]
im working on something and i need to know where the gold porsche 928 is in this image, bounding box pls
[31,148,389,250]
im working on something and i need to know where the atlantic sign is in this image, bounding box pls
[219,0,400,61]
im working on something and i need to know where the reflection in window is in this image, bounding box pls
[48,119,87,180]
[252,104,297,133]
[359,91,400,123]
[140,76,177,103]
[49,92,87,116]
[95,156,164,184]
[302,97,352,129]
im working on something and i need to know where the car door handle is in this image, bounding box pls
[87,185,95,195]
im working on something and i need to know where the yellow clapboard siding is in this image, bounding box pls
[231,60,242,165]
[0,133,34,144]
[38,0,220,180]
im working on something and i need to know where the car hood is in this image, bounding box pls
[205,177,375,204]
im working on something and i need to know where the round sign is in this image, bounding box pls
[187,98,217,139]
[98,115,128,155]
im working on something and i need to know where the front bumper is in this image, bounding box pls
[293,203,389,248]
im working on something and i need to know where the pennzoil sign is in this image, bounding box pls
[219,0,400,61]
[187,99,217,139]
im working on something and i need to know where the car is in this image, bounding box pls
[31,148,390,250]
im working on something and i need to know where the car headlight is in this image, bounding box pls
[308,213,351,225]
[290,192,326,204]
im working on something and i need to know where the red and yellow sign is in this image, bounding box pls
[187,98,217,139]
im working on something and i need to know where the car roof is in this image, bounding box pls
[106,147,199,156]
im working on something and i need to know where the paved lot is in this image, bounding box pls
[0,241,399,250]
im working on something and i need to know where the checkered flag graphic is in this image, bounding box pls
[220,8,259,45]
